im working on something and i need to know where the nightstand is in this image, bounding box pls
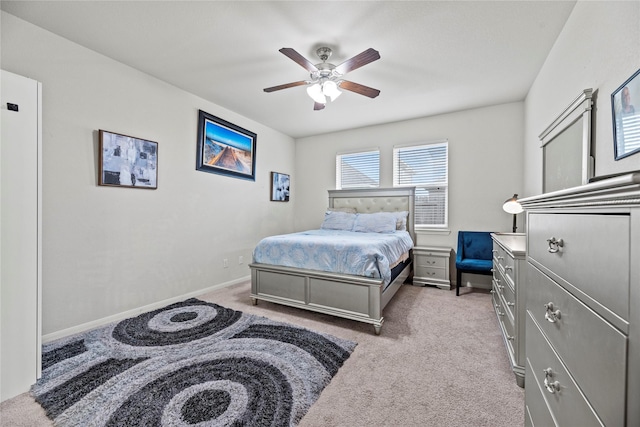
[412,246,451,289]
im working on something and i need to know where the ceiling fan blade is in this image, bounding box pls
[339,80,380,98]
[313,102,325,111]
[263,81,308,93]
[334,48,380,75]
[279,48,318,73]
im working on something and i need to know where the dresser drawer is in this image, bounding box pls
[528,212,629,320]
[494,290,515,352]
[502,277,516,319]
[494,243,517,284]
[492,289,507,326]
[494,265,515,311]
[527,265,626,427]
[526,313,602,427]
[525,353,559,427]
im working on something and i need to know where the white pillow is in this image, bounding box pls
[352,212,398,233]
[321,211,357,231]
[392,211,409,231]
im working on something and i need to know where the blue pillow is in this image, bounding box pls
[353,212,398,233]
[321,211,357,231]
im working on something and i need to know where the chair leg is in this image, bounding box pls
[456,269,461,296]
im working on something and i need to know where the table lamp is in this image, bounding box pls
[502,194,523,232]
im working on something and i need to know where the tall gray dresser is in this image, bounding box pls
[520,173,640,427]
[491,233,526,388]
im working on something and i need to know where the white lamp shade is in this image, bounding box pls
[322,80,342,101]
[502,194,523,214]
[306,84,326,104]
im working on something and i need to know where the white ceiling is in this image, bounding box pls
[1,1,576,139]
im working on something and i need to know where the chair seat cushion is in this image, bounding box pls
[456,258,492,272]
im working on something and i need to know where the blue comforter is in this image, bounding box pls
[252,229,414,285]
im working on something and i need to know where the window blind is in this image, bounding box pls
[336,150,380,189]
[393,141,448,227]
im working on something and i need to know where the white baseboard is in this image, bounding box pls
[42,276,250,344]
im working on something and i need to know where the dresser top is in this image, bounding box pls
[520,172,640,209]
[491,233,526,255]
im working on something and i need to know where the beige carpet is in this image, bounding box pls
[0,281,524,426]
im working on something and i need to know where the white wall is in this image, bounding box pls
[524,1,640,197]
[1,12,296,336]
[294,102,525,251]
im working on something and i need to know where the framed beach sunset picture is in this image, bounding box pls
[196,110,257,180]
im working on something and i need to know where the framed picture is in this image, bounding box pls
[612,68,640,160]
[270,172,290,202]
[99,130,158,189]
[196,110,257,180]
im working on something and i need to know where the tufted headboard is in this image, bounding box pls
[328,187,416,243]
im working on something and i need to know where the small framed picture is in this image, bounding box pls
[270,172,290,202]
[196,110,257,180]
[99,130,158,189]
[611,68,640,160]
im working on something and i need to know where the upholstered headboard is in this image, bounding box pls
[328,187,416,243]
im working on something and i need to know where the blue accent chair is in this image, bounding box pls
[456,231,494,296]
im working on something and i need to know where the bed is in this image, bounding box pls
[249,187,415,334]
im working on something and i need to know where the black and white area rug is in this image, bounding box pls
[31,298,357,426]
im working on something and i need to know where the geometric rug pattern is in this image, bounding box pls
[31,298,356,426]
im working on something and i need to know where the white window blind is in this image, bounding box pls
[336,150,380,189]
[393,141,448,227]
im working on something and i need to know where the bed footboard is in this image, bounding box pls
[249,262,411,334]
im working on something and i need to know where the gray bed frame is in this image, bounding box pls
[249,187,415,334]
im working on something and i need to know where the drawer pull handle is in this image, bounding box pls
[507,302,515,307]
[547,237,564,253]
[544,302,562,323]
[492,249,498,254]
[497,256,504,260]
[507,335,515,341]
[543,368,561,394]
[504,265,513,271]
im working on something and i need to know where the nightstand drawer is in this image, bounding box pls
[414,254,446,269]
[414,265,445,280]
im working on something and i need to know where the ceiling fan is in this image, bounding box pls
[263,47,381,110]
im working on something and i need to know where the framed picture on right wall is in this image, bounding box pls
[270,172,290,202]
[611,68,640,160]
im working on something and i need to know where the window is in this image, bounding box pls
[336,150,380,189]
[393,141,448,228]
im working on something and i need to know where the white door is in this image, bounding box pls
[0,70,42,402]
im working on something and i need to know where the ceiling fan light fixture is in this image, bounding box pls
[306,83,326,104]
[323,80,342,101]
[265,46,380,110]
